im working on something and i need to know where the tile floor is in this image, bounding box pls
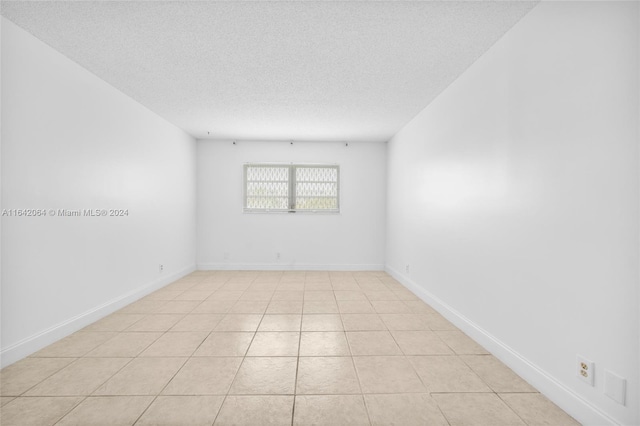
[0,271,580,425]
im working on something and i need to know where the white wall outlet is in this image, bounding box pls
[276,252,281,260]
[576,355,594,386]
[159,264,164,273]
[223,252,229,260]
[405,264,410,273]
[604,370,626,405]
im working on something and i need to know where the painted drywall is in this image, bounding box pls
[385,2,639,425]
[197,140,386,270]
[1,18,197,366]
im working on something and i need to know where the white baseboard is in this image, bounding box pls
[197,263,385,271]
[385,265,618,426]
[0,263,196,368]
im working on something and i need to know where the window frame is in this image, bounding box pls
[243,163,340,214]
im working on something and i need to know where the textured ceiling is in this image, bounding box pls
[1,1,538,142]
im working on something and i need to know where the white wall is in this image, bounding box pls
[197,140,386,270]
[385,2,639,425]
[1,18,197,366]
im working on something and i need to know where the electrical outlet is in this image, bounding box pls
[159,264,164,273]
[276,252,281,260]
[576,355,594,386]
[223,252,229,260]
[604,370,626,405]
[405,264,410,273]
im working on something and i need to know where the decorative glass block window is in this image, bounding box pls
[243,164,340,213]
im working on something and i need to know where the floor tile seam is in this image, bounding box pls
[50,395,90,426]
[290,288,306,426]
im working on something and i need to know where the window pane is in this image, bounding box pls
[245,165,290,210]
[294,166,339,211]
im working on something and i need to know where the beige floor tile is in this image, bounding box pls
[379,314,431,330]
[192,300,235,314]
[341,314,387,331]
[175,290,214,301]
[247,282,279,292]
[331,282,361,291]
[499,393,580,426]
[409,356,491,393]
[126,314,184,332]
[155,300,201,314]
[303,300,338,314]
[32,332,117,358]
[209,290,245,300]
[193,332,254,357]
[462,355,537,393]
[56,396,153,426]
[137,395,224,425]
[258,314,302,331]
[163,283,196,292]
[82,314,145,332]
[246,332,300,356]
[277,282,305,291]
[271,291,304,301]
[358,282,388,292]
[93,357,186,395]
[267,300,304,314]
[163,357,242,395]
[354,356,426,394]
[364,393,448,426]
[214,395,294,426]
[139,332,208,357]
[1,396,15,406]
[364,291,399,301]
[293,395,370,426]
[436,330,489,354]
[423,313,457,331]
[25,358,130,396]
[391,331,454,355]
[304,282,333,291]
[334,291,367,301]
[214,314,263,331]
[229,357,297,395]
[144,290,185,301]
[239,291,274,301]
[403,301,437,314]
[370,301,412,314]
[0,358,74,396]
[171,313,224,331]
[192,284,224,293]
[300,332,350,356]
[303,291,335,301]
[229,300,269,314]
[301,314,344,331]
[346,331,401,356]
[337,300,375,314]
[296,357,360,394]
[118,300,166,314]
[0,396,82,426]
[433,393,525,426]
[393,290,419,301]
[85,332,162,357]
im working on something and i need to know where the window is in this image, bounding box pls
[243,164,340,213]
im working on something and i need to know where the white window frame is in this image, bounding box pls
[243,163,340,214]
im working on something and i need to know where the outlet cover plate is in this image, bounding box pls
[576,355,594,386]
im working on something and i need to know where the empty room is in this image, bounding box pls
[1,1,638,425]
